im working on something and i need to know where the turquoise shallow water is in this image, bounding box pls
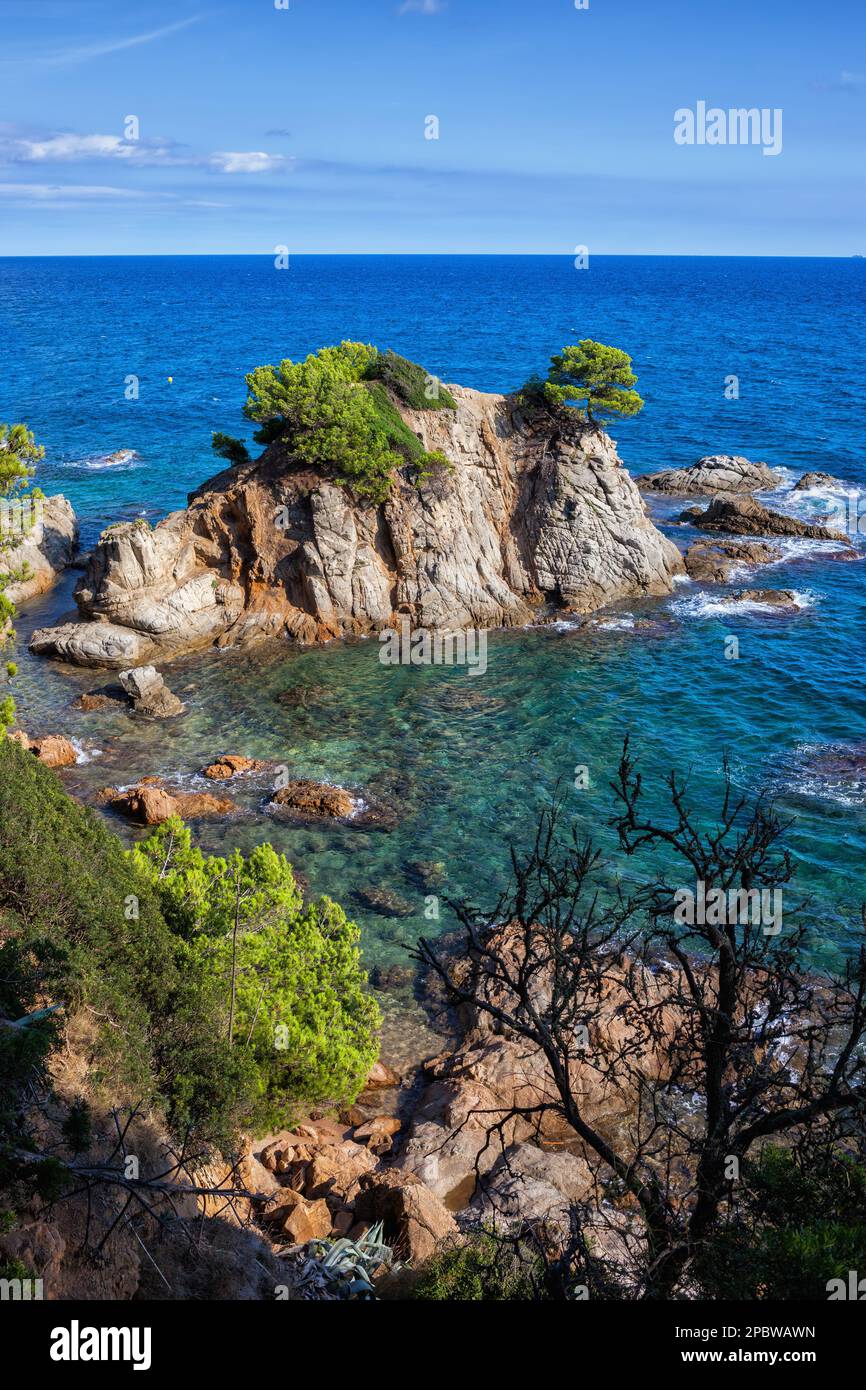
[3,255,866,1045]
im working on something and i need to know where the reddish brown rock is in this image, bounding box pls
[202,754,267,780]
[105,780,235,825]
[353,1116,402,1147]
[29,735,77,769]
[271,779,356,819]
[353,1169,459,1261]
[73,690,126,713]
[263,1189,332,1244]
[303,1143,378,1204]
[110,785,178,826]
[171,789,236,818]
[365,1060,401,1091]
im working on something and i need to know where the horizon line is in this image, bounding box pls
[0,251,861,260]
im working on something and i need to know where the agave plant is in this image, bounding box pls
[291,1222,399,1300]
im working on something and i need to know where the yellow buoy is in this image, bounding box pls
[167,376,173,384]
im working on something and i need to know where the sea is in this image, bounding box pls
[2,254,864,1060]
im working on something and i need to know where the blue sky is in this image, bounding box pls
[0,0,863,254]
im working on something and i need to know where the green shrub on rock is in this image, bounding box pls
[410,1233,543,1301]
[132,819,381,1130]
[241,341,455,503]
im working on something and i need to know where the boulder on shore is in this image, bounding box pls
[11,732,77,769]
[352,1169,459,1262]
[639,455,779,497]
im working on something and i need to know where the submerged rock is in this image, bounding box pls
[683,539,781,582]
[685,495,850,543]
[275,683,332,709]
[801,743,866,783]
[353,885,415,918]
[404,859,448,892]
[639,455,779,496]
[719,588,803,610]
[369,963,415,990]
[270,779,356,819]
[28,388,682,667]
[202,754,269,779]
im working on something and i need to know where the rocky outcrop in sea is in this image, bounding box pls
[29,388,683,668]
[638,454,780,496]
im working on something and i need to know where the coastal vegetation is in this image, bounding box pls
[0,422,44,732]
[517,340,644,422]
[131,819,381,1129]
[211,430,251,466]
[0,739,380,1208]
[240,341,455,502]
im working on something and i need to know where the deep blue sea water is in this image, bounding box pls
[2,256,865,1054]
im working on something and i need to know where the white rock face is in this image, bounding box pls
[639,454,780,496]
[0,495,78,602]
[29,620,150,667]
[30,388,684,668]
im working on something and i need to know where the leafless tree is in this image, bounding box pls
[415,739,866,1299]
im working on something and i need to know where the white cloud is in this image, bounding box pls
[398,0,446,12]
[0,183,152,201]
[813,70,866,93]
[41,16,202,67]
[208,151,292,174]
[0,129,180,166]
[17,134,141,162]
[0,127,290,175]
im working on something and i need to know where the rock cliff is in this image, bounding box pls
[31,387,683,668]
[1,494,78,603]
